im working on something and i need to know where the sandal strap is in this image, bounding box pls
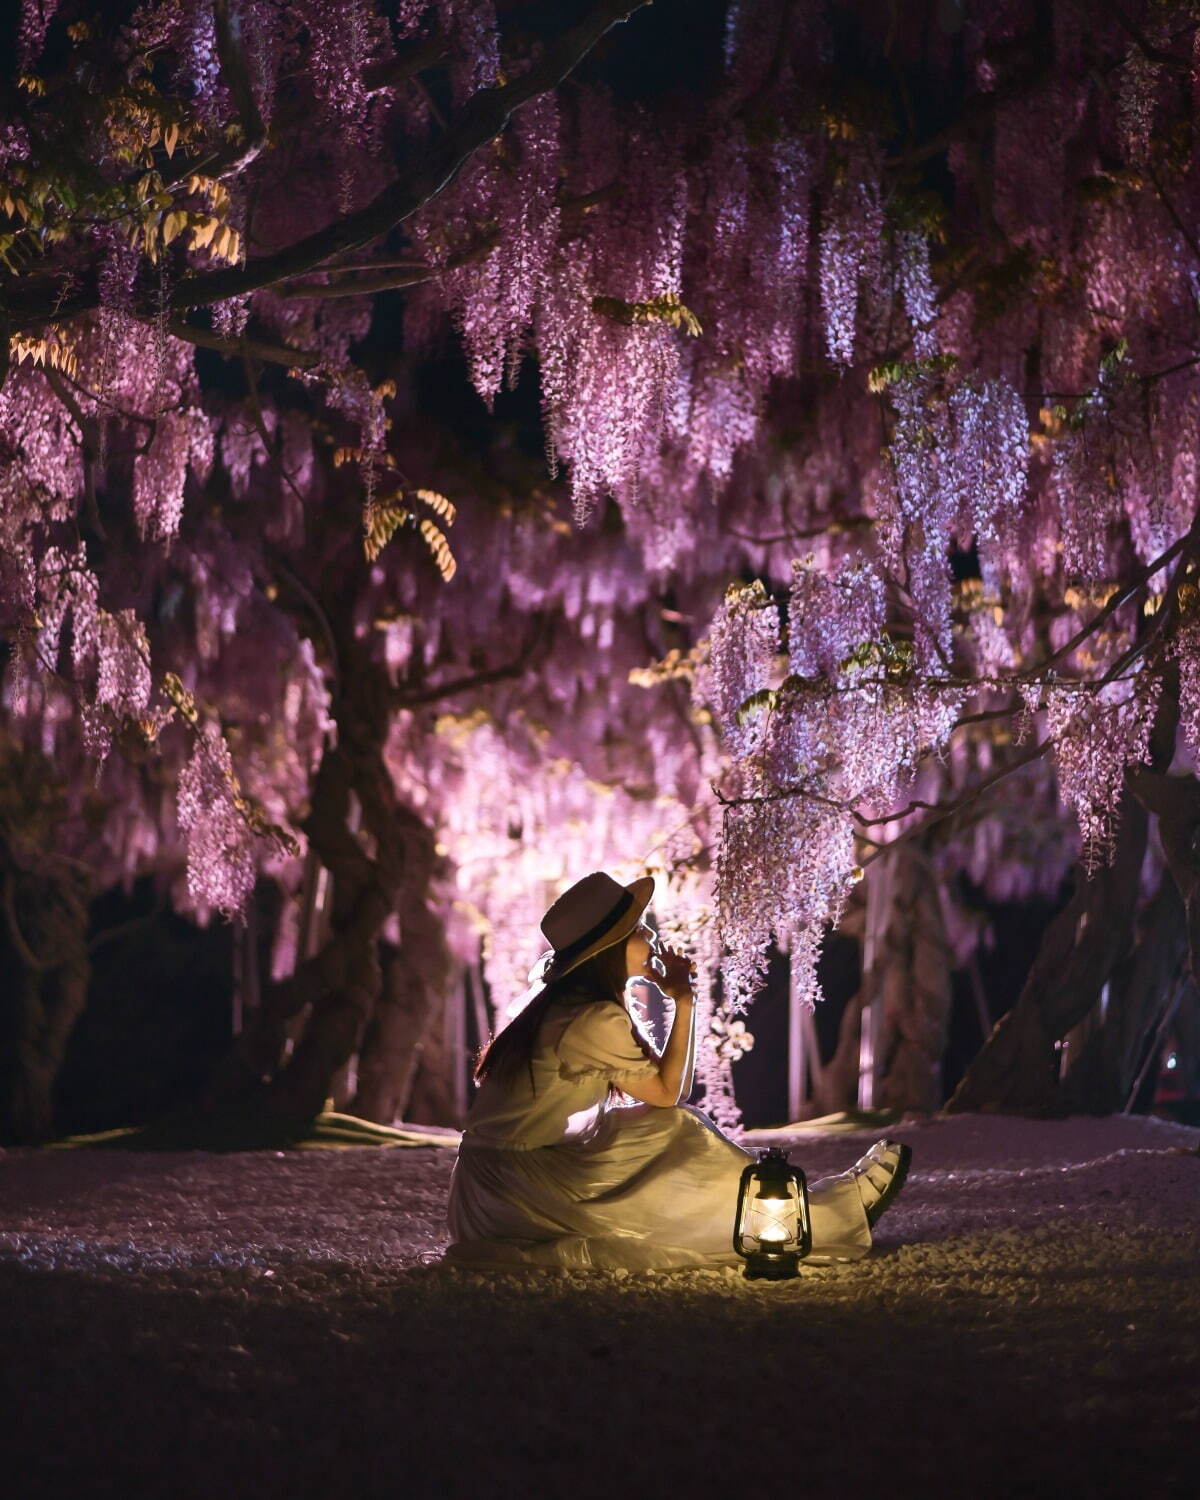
[853,1140,903,1180]
[853,1140,912,1227]
[857,1158,899,1193]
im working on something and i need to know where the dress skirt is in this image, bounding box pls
[445,1103,871,1272]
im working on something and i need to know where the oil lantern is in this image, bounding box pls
[733,1146,812,1280]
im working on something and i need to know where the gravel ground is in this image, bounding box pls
[2,1113,1198,1500]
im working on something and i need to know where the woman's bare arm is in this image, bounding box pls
[619,949,696,1108]
[679,997,696,1099]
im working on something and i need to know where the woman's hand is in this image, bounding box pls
[620,945,698,1108]
[656,946,696,1003]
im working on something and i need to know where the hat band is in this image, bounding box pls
[553,890,635,969]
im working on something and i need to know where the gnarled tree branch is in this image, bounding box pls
[161,0,268,187]
[394,616,548,708]
[276,230,499,300]
[166,318,320,369]
[9,0,649,333]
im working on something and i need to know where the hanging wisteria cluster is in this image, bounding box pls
[6,0,1200,1121]
[176,721,258,913]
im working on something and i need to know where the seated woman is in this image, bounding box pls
[446,871,910,1271]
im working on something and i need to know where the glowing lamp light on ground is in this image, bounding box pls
[733,1146,812,1281]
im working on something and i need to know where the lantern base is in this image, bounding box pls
[741,1250,801,1281]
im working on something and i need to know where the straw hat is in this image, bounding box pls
[537,871,655,981]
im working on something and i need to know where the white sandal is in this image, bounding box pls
[852,1139,912,1227]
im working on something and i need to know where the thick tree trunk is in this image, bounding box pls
[349,945,432,1123]
[810,990,863,1115]
[1128,767,1200,984]
[945,787,1149,1115]
[204,631,440,1124]
[1058,876,1187,1114]
[0,864,91,1144]
[405,982,460,1126]
[947,653,1184,1118]
[1174,977,1200,1105]
[875,845,953,1113]
[820,846,952,1115]
[807,902,865,1116]
[351,875,453,1124]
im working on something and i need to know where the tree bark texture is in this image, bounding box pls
[1173,977,1200,1104]
[874,845,954,1114]
[946,653,1186,1117]
[805,899,865,1117]
[945,787,1149,1115]
[10,0,652,333]
[809,990,863,1116]
[0,738,93,1144]
[1128,767,1200,984]
[0,862,91,1144]
[1058,876,1188,1114]
[404,982,460,1126]
[205,628,447,1123]
[351,879,453,1124]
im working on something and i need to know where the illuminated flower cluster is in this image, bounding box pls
[819,160,884,366]
[421,97,561,407]
[896,230,939,360]
[132,408,214,542]
[704,581,781,763]
[708,1013,753,1064]
[947,379,1030,558]
[1176,621,1200,764]
[1046,676,1161,873]
[18,0,60,68]
[80,610,154,761]
[9,0,1200,1106]
[177,723,258,917]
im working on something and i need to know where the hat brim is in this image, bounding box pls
[538,875,656,983]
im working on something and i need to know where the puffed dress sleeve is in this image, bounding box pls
[555,1001,661,1086]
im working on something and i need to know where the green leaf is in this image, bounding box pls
[868,352,958,394]
[735,687,778,726]
[1099,339,1129,377]
[592,292,703,336]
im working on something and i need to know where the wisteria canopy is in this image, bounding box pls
[3,0,1200,1138]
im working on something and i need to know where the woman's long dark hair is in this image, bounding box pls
[474,940,630,1084]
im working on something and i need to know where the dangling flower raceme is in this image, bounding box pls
[1045,673,1161,874]
[176,722,258,917]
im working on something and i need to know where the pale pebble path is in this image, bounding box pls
[2,1113,1198,1499]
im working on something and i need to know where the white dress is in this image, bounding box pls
[445,997,872,1271]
